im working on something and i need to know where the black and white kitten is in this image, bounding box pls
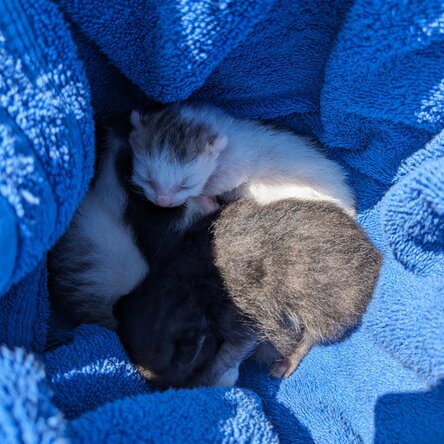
[114,199,381,389]
[48,118,215,329]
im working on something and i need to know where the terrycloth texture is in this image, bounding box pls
[0,347,66,443]
[57,329,279,444]
[42,325,148,419]
[55,0,274,105]
[0,0,443,443]
[0,0,94,296]
[69,386,278,444]
[0,261,48,352]
[42,325,279,442]
[48,0,275,115]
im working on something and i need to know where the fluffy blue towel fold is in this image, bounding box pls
[0,346,66,443]
[56,0,274,105]
[0,0,443,443]
[68,373,278,443]
[0,0,94,295]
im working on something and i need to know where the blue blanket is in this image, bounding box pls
[0,0,443,442]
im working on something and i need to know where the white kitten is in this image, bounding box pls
[129,104,355,215]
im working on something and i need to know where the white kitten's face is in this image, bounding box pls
[129,108,227,208]
[132,150,220,207]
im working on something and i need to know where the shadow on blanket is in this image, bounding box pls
[374,380,444,443]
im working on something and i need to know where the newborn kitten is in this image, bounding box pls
[114,199,381,388]
[129,103,355,215]
[48,117,214,329]
[212,199,381,378]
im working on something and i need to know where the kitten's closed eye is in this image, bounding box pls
[180,178,197,190]
[146,179,158,191]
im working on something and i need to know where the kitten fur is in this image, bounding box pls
[212,199,381,377]
[114,209,255,389]
[114,199,381,388]
[49,118,213,329]
[129,103,355,215]
[49,121,147,329]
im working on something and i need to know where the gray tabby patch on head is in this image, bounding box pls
[130,107,219,162]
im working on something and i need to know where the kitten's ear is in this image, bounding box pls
[207,135,228,154]
[130,110,144,130]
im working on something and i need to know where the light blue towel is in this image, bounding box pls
[0,0,443,442]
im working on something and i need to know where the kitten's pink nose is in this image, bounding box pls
[156,195,173,207]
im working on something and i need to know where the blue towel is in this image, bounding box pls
[0,0,94,297]
[0,346,66,443]
[55,0,274,105]
[1,0,443,443]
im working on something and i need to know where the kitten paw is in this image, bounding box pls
[270,358,295,379]
[196,195,220,215]
[183,195,219,225]
[215,365,239,387]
